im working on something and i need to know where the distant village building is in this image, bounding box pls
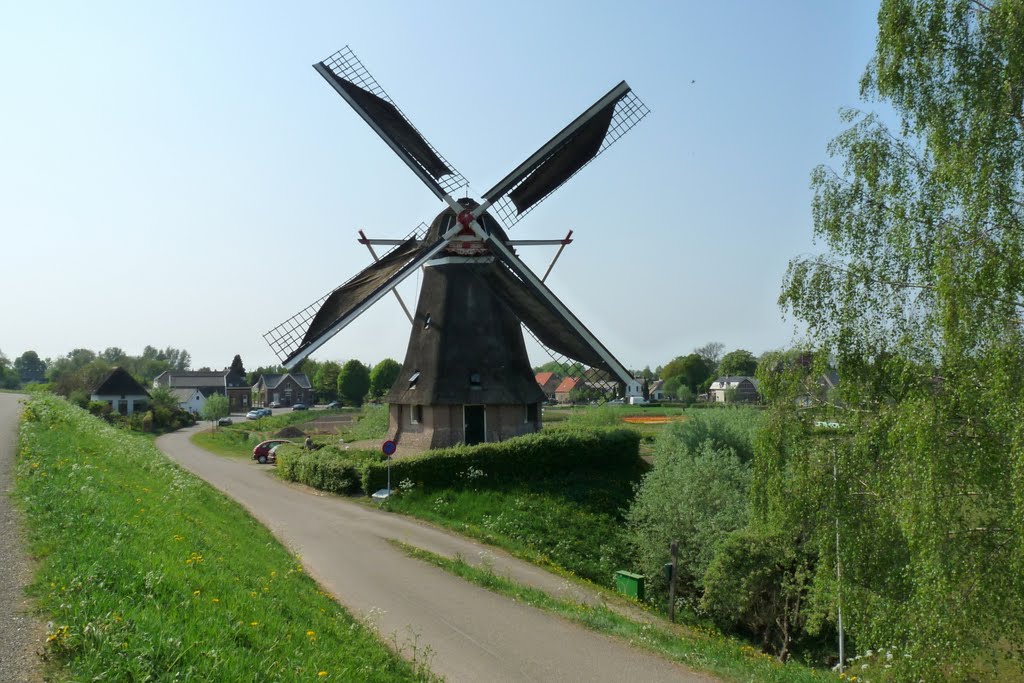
[554,376,584,403]
[708,376,760,403]
[169,387,206,415]
[154,369,251,413]
[649,379,668,401]
[91,367,150,416]
[252,373,313,408]
[534,372,560,400]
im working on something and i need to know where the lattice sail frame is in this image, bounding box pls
[521,325,622,398]
[319,47,468,197]
[263,223,428,363]
[487,91,650,229]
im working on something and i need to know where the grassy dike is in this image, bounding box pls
[15,395,432,682]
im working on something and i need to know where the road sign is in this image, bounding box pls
[382,440,397,456]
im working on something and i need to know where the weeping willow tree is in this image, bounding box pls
[757,1,1024,679]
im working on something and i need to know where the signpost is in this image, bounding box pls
[372,440,398,500]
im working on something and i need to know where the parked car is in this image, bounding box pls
[252,439,292,464]
[246,409,263,420]
[217,416,233,426]
[325,401,341,409]
[269,401,281,408]
[292,403,308,411]
[258,407,272,417]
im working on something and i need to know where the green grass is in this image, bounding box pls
[193,406,389,458]
[191,428,258,458]
[338,404,388,441]
[15,395,434,682]
[380,466,642,586]
[393,541,830,683]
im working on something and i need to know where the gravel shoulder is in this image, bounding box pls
[0,393,45,683]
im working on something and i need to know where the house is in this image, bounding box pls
[589,379,618,399]
[252,373,313,408]
[708,376,760,403]
[649,379,668,401]
[154,369,251,413]
[554,376,586,403]
[91,367,150,416]
[170,387,206,415]
[534,372,560,400]
[796,370,840,407]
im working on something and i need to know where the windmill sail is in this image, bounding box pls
[315,47,467,199]
[482,82,649,229]
[264,237,433,368]
[477,263,612,374]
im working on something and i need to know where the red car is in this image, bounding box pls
[252,439,291,464]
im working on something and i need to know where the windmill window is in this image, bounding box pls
[411,405,423,424]
[424,314,431,329]
[469,372,481,387]
[409,371,420,388]
[525,403,539,423]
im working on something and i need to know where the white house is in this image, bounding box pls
[708,376,760,403]
[91,367,151,416]
[170,387,206,415]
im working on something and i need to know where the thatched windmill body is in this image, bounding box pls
[264,46,649,450]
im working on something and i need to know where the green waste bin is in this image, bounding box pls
[614,570,645,601]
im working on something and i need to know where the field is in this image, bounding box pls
[15,395,431,681]
[192,405,388,458]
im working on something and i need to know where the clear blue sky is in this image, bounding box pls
[0,1,884,372]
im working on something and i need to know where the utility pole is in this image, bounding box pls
[668,540,679,622]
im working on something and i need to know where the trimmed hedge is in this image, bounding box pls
[276,445,381,495]
[361,428,640,493]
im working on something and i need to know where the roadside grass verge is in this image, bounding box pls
[15,395,433,682]
[393,542,829,683]
[380,469,640,586]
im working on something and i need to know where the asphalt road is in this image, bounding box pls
[0,393,45,683]
[157,424,714,682]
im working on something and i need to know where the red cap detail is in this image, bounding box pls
[457,210,474,228]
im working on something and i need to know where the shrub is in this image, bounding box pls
[87,400,111,417]
[700,526,814,662]
[362,429,640,494]
[668,408,762,462]
[277,446,381,495]
[626,439,750,604]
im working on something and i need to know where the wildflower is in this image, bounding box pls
[173,535,184,542]
[318,673,327,678]
[193,590,201,596]
[212,598,220,603]
[307,630,316,637]
[250,622,259,627]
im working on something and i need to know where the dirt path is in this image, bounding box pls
[157,424,716,683]
[0,393,45,683]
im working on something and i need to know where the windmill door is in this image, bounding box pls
[464,405,486,445]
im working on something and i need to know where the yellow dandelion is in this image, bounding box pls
[212,598,220,603]
[318,673,327,678]
[250,621,259,627]
[193,590,201,596]
[307,630,316,637]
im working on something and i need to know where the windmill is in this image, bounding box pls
[264,46,649,450]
